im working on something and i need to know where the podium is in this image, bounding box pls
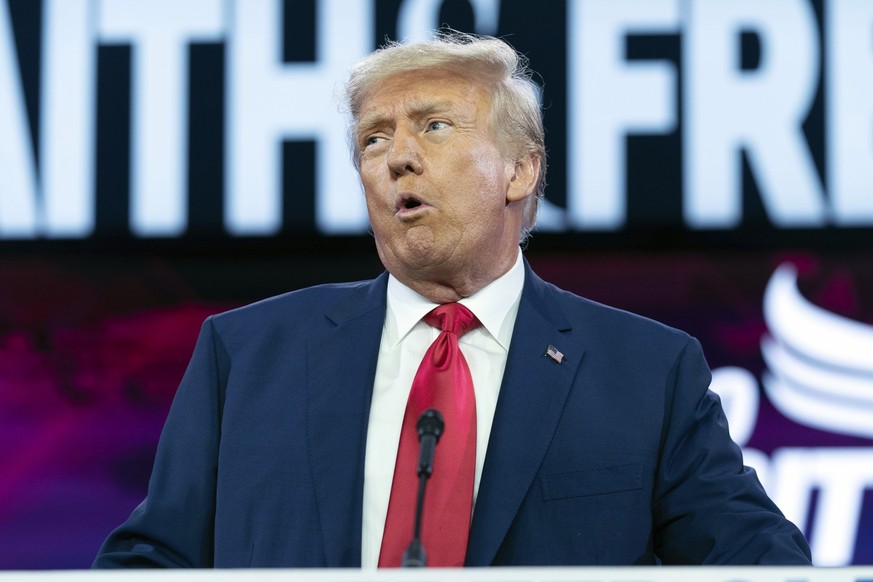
[0,568,871,582]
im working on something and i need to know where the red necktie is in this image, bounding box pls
[379,303,480,567]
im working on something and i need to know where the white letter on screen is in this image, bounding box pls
[770,448,873,566]
[227,0,372,235]
[827,0,873,225]
[567,0,680,230]
[41,0,96,237]
[99,0,224,236]
[684,0,825,228]
[0,0,38,237]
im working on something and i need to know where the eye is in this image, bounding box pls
[363,134,385,149]
[427,120,448,132]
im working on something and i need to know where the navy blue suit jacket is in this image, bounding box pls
[94,263,811,567]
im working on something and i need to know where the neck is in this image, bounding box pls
[395,251,518,304]
[402,280,473,304]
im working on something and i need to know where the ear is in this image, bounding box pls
[506,155,540,204]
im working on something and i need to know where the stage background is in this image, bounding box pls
[1,0,872,569]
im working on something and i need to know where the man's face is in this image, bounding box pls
[356,68,533,299]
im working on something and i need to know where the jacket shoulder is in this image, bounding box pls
[213,276,385,324]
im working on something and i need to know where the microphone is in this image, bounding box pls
[402,409,444,568]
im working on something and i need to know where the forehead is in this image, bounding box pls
[357,68,492,127]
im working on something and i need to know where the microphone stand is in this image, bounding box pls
[402,408,443,567]
[401,471,429,566]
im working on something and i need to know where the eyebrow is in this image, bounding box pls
[357,98,462,138]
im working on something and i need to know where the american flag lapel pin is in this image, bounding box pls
[545,344,564,364]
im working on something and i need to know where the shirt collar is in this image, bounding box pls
[384,249,525,351]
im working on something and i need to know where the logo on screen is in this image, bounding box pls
[711,264,873,566]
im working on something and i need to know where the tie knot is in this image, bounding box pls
[424,303,480,337]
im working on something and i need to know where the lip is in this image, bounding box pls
[394,192,433,218]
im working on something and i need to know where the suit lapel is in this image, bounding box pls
[466,265,586,565]
[305,274,388,567]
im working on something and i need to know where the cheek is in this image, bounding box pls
[465,155,508,207]
[361,171,389,207]
[360,155,388,183]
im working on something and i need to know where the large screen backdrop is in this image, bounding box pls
[1,0,872,569]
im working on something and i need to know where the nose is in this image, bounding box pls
[386,129,423,177]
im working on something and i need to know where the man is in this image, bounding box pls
[94,32,811,568]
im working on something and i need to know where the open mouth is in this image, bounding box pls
[397,194,426,213]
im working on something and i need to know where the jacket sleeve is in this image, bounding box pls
[93,317,225,568]
[652,338,812,565]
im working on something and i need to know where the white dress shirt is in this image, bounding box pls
[361,250,525,568]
